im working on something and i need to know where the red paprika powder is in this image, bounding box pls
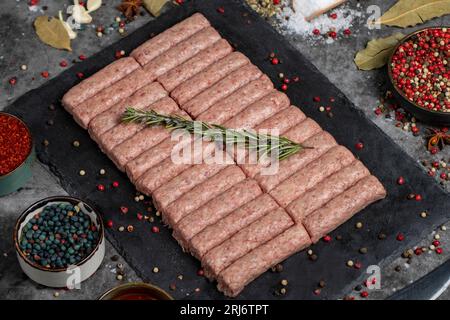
[0,113,32,176]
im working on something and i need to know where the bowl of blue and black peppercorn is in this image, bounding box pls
[14,196,105,288]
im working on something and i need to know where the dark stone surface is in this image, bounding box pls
[4,0,450,299]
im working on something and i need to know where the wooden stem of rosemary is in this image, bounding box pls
[122,107,310,161]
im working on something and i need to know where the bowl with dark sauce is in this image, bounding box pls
[99,282,174,300]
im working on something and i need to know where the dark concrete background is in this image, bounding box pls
[0,0,449,299]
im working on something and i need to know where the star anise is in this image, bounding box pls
[117,0,143,21]
[426,128,450,152]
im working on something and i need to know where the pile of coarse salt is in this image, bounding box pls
[278,1,363,42]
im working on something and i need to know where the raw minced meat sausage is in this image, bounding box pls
[170,52,250,105]
[130,13,210,66]
[142,27,221,80]
[182,64,263,117]
[189,194,279,259]
[162,166,246,226]
[152,153,233,211]
[158,39,233,91]
[98,97,178,153]
[269,145,355,208]
[217,224,311,297]
[173,179,262,250]
[71,68,157,129]
[202,207,293,280]
[254,131,337,192]
[88,82,167,142]
[197,75,273,125]
[62,57,140,111]
[303,175,386,243]
[286,160,370,223]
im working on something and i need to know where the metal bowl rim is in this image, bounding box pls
[98,282,174,300]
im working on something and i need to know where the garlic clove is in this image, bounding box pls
[87,0,102,13]
[59,11,77,39]
[72,4,93,24]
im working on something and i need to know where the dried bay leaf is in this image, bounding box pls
[34,16,72,51]
[143,0,169,17]
[376,0,450,28]
[354,33,405,70]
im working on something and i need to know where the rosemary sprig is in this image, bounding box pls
[122,107,309,161]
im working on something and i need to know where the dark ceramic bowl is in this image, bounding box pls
[0,112,35,196]
[387,27,450,126]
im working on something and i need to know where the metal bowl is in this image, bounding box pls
[0,112,35,196]
[387,27,450,126]
[99,282,174,300]
[14,196,105,288]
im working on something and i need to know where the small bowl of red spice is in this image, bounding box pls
[0,112,34,196]
[388,27,450,125]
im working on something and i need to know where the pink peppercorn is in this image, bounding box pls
[97,184,105,191]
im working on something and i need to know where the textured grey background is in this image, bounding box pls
[0,0,449,300]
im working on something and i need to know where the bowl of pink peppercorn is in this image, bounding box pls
[388,27,450,125]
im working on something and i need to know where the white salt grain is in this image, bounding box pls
[278,2,362,42]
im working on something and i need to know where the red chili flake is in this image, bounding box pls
[436,247,443,254]
[433,240,441,247]
[329,13,338,19]
[152,226,160,233]
[343,29,351,36]
[59,60,68,67]
[78,54,87,61]
[112,181,119,188]
[360,291,369,298]
[397,176,405,185]
[106,220,114,228]
[323,235,332,243]
[41,71,49,78]
[120,206,129,214]
[97,184,105,191]
[76,72,84,79]
[415,194,422,201]
[414,248,423,255]
[9,77,17,86]
[0,114,32,175]
[197,269,204,276]
[396,233,405,241]
[281,84,288,91]
[217,7,225,14]
[312,29,321,36]
[313,96,321,102]
[355,142,364,150]
[271,57,279,65]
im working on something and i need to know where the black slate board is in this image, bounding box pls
[6,0,450,299]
